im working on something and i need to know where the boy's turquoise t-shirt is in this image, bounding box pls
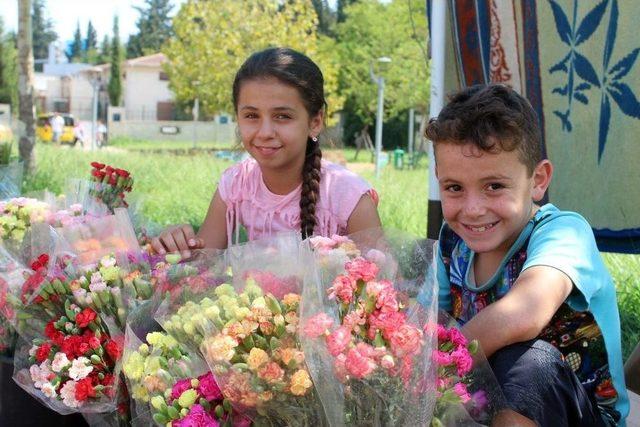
[426,203,629,424]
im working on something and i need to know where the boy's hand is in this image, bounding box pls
[151,224,205,260]
[462,266,573,358]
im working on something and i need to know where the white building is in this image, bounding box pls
[121,53,175,121]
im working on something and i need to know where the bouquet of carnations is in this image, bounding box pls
[301,231,504,426]
[156,233,326,426]
[124,301,248,426]
[89,162,133,212]
[12,300,123,414]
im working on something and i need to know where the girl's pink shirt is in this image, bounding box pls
[218,158,372,245]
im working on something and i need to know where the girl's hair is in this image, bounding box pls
[232,47,326,239]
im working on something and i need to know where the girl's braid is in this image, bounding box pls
[299,137,322,239]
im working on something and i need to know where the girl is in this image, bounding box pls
[152,47,381,257]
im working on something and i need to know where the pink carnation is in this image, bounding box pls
[451,347,473,376]
[345,347,377,379]
[327,275,356,303]
[303,313,334,338]
[326,326,351,356]
[448,327,468,347]
[368,310,407,340]
[433,350,453,366]
[388,324,423,357]
[375,287,399,313]
[345,257,379,282]
[453,382,471,403]
[342,308,366,331]
[437,324,450,341]
[333,353,349,382]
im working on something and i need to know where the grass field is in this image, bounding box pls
[22,144,640,359]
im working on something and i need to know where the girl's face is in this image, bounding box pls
[236,77,323,175]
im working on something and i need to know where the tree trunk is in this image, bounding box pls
[17,0,36,175]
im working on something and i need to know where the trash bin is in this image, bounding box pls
[393,148,405,169]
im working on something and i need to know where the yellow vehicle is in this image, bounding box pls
[0,124,12,144]
[36,113,79,145]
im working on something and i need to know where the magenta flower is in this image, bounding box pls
[451,347,473,376]
[197,372,222,401]
[448,327,468,347]
[453,382,471,403]
[172,404,218,427]
[432,350,453,366]
[170,378,194,401]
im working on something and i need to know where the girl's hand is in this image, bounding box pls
[151,225,205,259]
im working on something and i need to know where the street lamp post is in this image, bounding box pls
[370,57,391,179]
[87,67,103,150]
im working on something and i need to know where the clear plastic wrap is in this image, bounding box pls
[11,302,124,415]
[155,232,327,426]
[124,300,241,426]
[301,230,438,426]
[0,160,24,200]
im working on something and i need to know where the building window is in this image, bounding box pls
[159,72,169,81]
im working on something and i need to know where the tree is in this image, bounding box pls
[335,0,429,125]
[164,0,342,119]
[107,16,122,106]
[336,0,357,23]
[67,21,83,62]
[31,0,56,60]
[312,0,336,35]
[126,0,174,58]
[84,20,98,63]
[18,0,37,174]
[0,18,19,109]
[97,35,111,65]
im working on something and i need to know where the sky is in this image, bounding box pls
[1,0,339,43]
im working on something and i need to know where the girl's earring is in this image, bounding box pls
[311,135,318,142]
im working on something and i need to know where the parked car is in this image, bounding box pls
[36,113,80,146]
[0,124,12,144]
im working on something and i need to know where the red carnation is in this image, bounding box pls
[115,168,130,178]
[75,308,97,328]
[35,343,52,363]
[105,339,122,361]
[88,335,101,350]
[75,377,96,401]
[90,162,105,170]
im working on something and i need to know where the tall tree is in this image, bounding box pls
[126,0,174,58]
[84,20,98,63]
[97,34,111,65]
[31,0,56,60]
[107,16,122,106]
[0,18,19,109]
[335,0,429,123]
[67,21,83,62]
[311,0,335,35]
[18,0,36,174]
[336,0,356,23]
[165,0,342,118]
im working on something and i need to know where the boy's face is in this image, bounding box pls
[435,141,551,259]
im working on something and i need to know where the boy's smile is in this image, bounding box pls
[435,142,551,261]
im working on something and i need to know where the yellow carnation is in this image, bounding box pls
[246,347,270,370]
[289,369,313,396]
[202,335,238,362]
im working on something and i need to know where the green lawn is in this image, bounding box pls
[22,144,640,359]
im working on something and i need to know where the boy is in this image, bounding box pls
[424,84,628,426]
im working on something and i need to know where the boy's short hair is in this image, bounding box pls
[424,84,543,174]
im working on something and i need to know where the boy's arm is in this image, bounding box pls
[461,265,573,358]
